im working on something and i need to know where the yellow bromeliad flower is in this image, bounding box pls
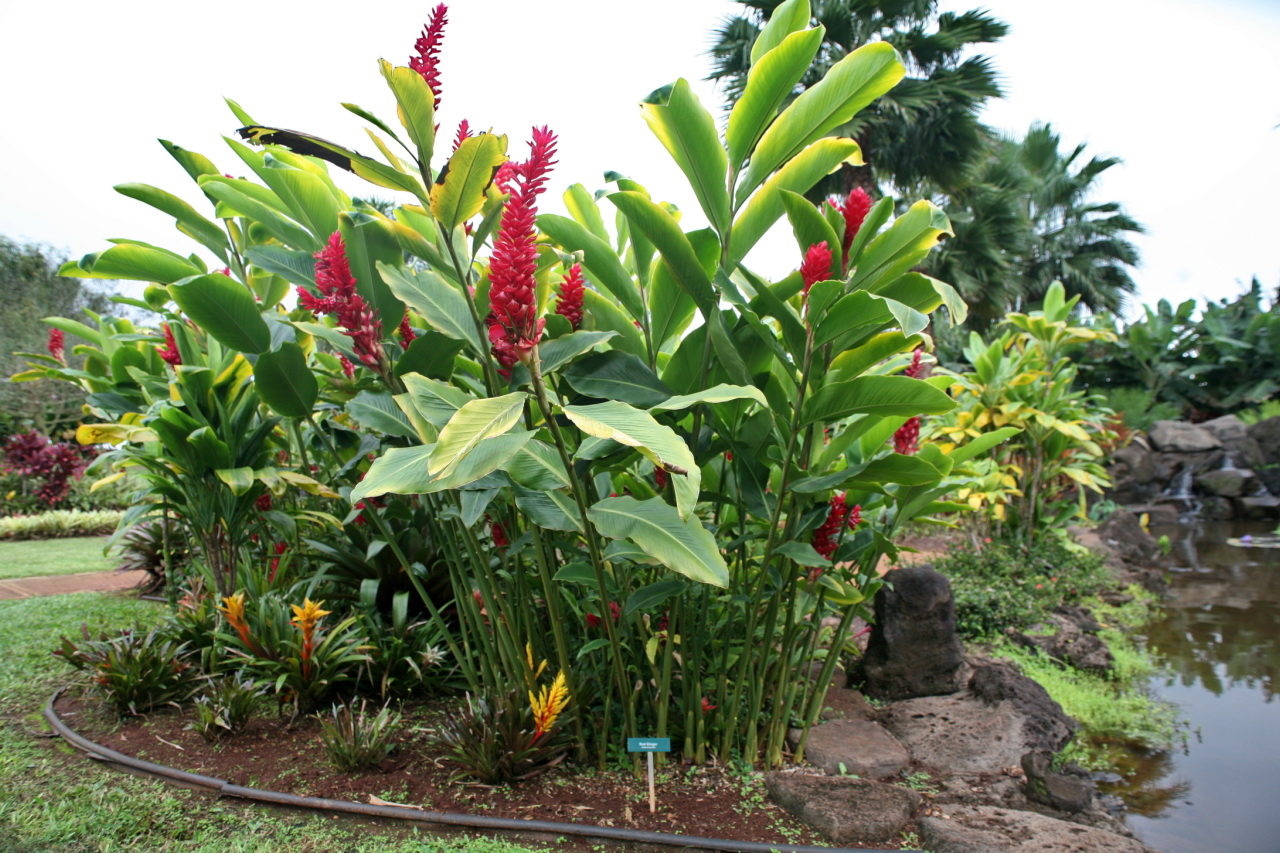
[524,643,548,680]
[290,598,331,634]
[218,592,252,642]
[529,671,569,741]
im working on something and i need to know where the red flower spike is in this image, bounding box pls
[848,503,862,529]
[255,493,272,512]
[554,263,585,330]
[218,267,231,277]
[893,417,921,455]
[812,493,852,560]
[269,541,287,582]
[47,328,65,365]
[339,355,356,379]
[701,697,718,714]
[587,601,621,629]
[488,514,508,549]
[303,232,385,372]
[158,323,182,366]
[654,467,668,492]
[452,119,473,153]
[834,188,872,265]
[904,348,925,378]
[410,4,448,111]
[398,314,417,345]
[800,242,832,316]
[488,127,557,366]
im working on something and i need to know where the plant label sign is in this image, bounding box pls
[627,738,670,812]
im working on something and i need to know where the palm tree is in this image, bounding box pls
[708,0,1009,199]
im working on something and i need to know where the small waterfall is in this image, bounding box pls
[1159,466,1201,517]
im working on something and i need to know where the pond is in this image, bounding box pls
[1114,520,1280,853]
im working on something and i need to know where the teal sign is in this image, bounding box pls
[627,737,671,753]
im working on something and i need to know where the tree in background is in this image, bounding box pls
[0,236,115,436]
[708,0,1008,199]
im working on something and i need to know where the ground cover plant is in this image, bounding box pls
[20,0,1020,779]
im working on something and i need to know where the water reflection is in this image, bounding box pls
[1120,520,1280,853]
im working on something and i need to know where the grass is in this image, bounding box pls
[0,591,548,853]
[0,536,118,580]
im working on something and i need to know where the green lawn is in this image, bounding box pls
[0,537,118,580]
[0,591,548,852]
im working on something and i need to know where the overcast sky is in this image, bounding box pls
[1,0,1277,317]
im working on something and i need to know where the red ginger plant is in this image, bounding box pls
[299,231,386,374]
[47,328,65,365]
[410,3,448,110]
[157,323,182,366]
[811,493,861,561]
[554,263,584,330]
[833,188,872,272]
[893,349,926,455]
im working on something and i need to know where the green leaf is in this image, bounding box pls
[379,59,436,164]
[347,390,419,439]
[554,562,598,585]
[729,25,824,173]
[640,79,730,235]
[340,213,405,328]
[563,351,672,407]
[379,263,484,357]
[513,486,582,533]
[254,343,317,418]
[394,331,464,381]
[850,200,953,292]
[60,243,203,284]
[400,373,472,428]
[199,177,321,252]
[648,231,712,351]
[731,138,862,265]
[750,0,810,65]
[608,192,714,314]
[776,541,829,567]
[425,431,532,493]
[651,383,768,412]
[563,401,699,519]
[537,214,643,318]
[245,246,315,287]
[237,125,427,199]
[780,190,840,274]
[429,133,507,230]
[114,183,229,259]
[582,289,646,358]
[169,273,271,354]
[258,160,342,243]
[429,393,527,478]
[588,497,728,587]
[536,330,618,375]
[802,375,955,425]
[737,41,904,201]
[948,427,1022,466]
[503,439,571,490]
[215,467,255,496]
[350,445,434,501]
[562,184,610,243]
[624,579,687,618]
[845,454,942,486]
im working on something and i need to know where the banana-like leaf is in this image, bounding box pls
[538,214,643,318]
[802,375,956,425]
[737,41,903,202]
[503,439,571,490]
[651,383,768,412]
[215,466,255,496]
[199,177,321,252]
[582,289,646,358]
[587,496,728,587]
[237,125,427,198]
[257,159,342,242]
[640,79,730,235]
[749,0,810,65]
[563,401,699,519]
[169,273,271,354]
[350,445,435,501]
[340,213,404,328]
[429,393,527,478]
[245,245,316,287]
[562,184,610,243]
[563,351,672,407]
[378,262,484,356]
[114,183,229,260]
[254,343,317,418]
[850,200,953,292]
[429,133,507,230]
[59,243,203,285]
[728,26,824,173]
[400,373,471,429]
[608,192,714,315]
[780,190,840,275]
[347,390,419,439]
[513,485,582,533]
[378,59,436,164]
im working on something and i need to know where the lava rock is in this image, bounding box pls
[1013,615,1114,675]
[764,773,921,844]
[1052,605,1102,633]
[1021,751,1094,813]
[819,687,876,721]
[786,720,909,779]
[919,804,1160,853]
[1235,495,1280,520]
[858,565,967,700]
[969,661,1077,753]
[1095,510,1160,566]
[1195,467,1255,498]
[1149,420,1221,453]
[1203,496,1236,520]
[1200,414,1249,444]
[1247,416,1280,464]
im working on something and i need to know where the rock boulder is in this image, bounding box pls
[786,720,908,779]
[764,773,921,844]
[919,804,1160,853]
[859,565,967,700]
[1149,420,1221,453]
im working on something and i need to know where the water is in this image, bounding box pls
[1115,520,1280,853]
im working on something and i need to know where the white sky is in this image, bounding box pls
[1,0,1277,317]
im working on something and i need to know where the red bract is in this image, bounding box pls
[893,417,921,455]
[452,119,472,153]
[301,232,385,372]
[834,188,872,266]
[488,514,508,549]
[811,493,860,560]
[654,467,668,492]
[410,3,448,111]
[800,241,832,315]
[903,348,925,378]
[701,697,717,714]
[47,328,65,365]
[586,601,621,628]
[488,127,557,368]
[398,314,417,345]
[554,263,585,330]
[157,323,182,366]
[269,541,287,582]
[339,355,356,379]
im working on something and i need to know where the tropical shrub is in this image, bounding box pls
[317,700,401,771]
[1,430,97,512]
[54,625,198,716]
[0,508,124,540]
[355,584,453,699]
[28,0,1004,767]
[193,671,263,741]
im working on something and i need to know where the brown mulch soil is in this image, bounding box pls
[54,690,919,850]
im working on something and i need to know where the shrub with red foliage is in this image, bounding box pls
[2,430,96,507]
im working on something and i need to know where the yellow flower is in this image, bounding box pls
[218,592,247,628]
[529,671,570,740]
[290,598,331,633]
[525,643,548,680]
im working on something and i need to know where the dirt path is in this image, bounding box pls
[0,570,147,601]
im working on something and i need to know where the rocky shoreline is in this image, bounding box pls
[764,517,1169,852]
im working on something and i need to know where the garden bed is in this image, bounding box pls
[51,688,918,850]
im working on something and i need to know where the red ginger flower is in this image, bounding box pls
[398,313,416,345]
[410,4,448,111]
[488,127,558,368]
[255,493,272,512]
[339,355,356,379]
[488,514,508,549]
[301,232,385,372]
[811,493,861,560]
[47,328,65,365]
[554,263,585,330]
[834,188,872,267]
[453,119,473,153]
[653,467,668,492]
[893,349,926,455]
[701,696,718,714]
[903,348,925,378]
[586,601,621,628]
[158,323,182,366]
[800,241,832,316]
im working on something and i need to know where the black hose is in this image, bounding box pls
[44,691,914,853]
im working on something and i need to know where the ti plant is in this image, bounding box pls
[27,0,1007,767]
